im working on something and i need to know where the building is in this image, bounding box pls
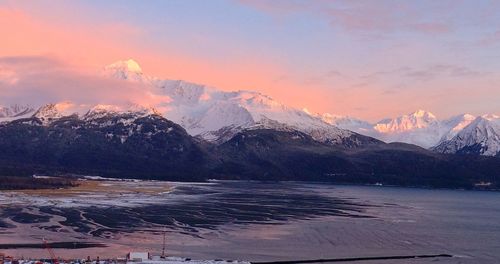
[127,252,150,262]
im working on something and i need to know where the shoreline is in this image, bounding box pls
[1,176,498,193]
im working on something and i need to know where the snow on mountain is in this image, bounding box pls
[101,59,357,145]
[433,116,500,156]
[369,111,484,148]
[15,100,157,128]
[98,60,500,150]
[152,79,209,106]
[102,59,145,82]
[317,112,374,134]
[374,110,439,133]
[33,102,78,125]
[0,104,34,118]
[318,110,445,148]
[183,101,255,135]
[181,89,355,143]
[482,114,500,120]
[0,104,35,122]
[84,103,157,119]
[378,111,440,147]
[3,58,498,153]
[316,110,484,149]
[439,114,476,141]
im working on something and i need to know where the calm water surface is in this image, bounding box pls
[0,181,499,263]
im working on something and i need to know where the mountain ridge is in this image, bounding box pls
[0,105,498,189]
[1,59,499,156]
[433,116,500,156]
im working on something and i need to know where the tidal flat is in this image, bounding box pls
[0,180,499,263]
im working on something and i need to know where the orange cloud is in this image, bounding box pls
[0,7,143,70]
[0,56,170,108]
[0,6,337,119]
[5,5,481,122]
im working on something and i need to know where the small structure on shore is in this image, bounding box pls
[127,253,149,262]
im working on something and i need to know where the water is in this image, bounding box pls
[0,181,499,263]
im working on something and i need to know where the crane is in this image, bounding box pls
[42,238,58,264]
[161,227,167,258]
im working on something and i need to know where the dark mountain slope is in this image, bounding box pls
[0,114,211,180]
[213,129,500,188]
[0,115,499,189]
[211,129,356,181]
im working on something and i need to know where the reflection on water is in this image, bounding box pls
[0,181,500,264]
[1,182,374,239]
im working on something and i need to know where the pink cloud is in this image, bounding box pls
[0,7,143,70]
[2,2,496,122]
[410,22,452,34]
[240,0,453,35]
[0,56,171,108]
[0,7,298,111]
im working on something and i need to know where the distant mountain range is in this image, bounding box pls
[0,59,498,188]
[320,110,499,155]
[3,59,498,157]
[432,115,500,156]
[0,106,498,189]
[332,111,499,157]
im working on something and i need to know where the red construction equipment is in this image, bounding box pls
[42,238,58,264]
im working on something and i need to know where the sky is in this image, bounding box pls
[0,0,499,121]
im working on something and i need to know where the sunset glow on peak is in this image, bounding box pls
[2,2,500,260]
[1,0,499,122]
[105,59,143,74]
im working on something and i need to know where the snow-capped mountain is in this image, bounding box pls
[0,104,34,117]
[371,110,443,148]
[1,101,171,146]
[0,105,209,180]
[22,101,156,127]
[2,59,498,155]
[33,102,77,125]
[315,109,489,150]
[316,110,444,148]
[6,65,312,145]
[317,112,375,135]
[374,110,438,132]
[0,104,35,123]
[100,59,366,146]
[100,59,500,151]
[102,59,145,82]
[439,114,477,141]
[373,111,481,148]
[433,115,500,156]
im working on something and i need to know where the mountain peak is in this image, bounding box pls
[105,59,142,73]
[33,103,68,124]
[103,59,144,81]
[411,109,436,119]
[434,115,500,156]
[482,114,500,121]
[0,104,35,118]
[375,110,438,133]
